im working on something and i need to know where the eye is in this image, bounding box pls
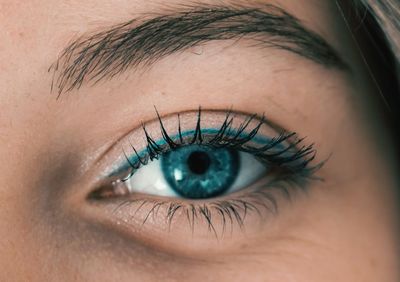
[124,145,266,199]
[88,108,321,248]
[92,108,318,202]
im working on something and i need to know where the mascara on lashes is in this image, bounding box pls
[105,109,318,184]
[89,109,323,235]
[109,128,275,177]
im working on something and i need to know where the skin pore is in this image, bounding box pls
[0,0,399,281]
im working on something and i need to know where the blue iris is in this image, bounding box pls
[161,145,239,199]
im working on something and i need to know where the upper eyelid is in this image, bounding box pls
[101,109,275,175]
[112,127,279,176]
[50,3,349,96]
[91,107,322,186]
[107,110,311,179]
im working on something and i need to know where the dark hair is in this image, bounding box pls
[360,1,399,116]
[356,0,400,205]
[341,0,400,136]
[362,0,400,64]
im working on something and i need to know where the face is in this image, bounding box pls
[0,0,398,281]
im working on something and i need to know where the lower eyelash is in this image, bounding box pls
[110,192,268,238]
[103,173,311,238]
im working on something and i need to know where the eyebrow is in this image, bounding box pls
[51,3,348,95]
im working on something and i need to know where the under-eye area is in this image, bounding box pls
[86,108,323,246]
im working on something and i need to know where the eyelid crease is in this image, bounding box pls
[103,108,321,185]
[87,108,273,177]
[110,127,277,177]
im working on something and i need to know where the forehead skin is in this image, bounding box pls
[0,1,399,282]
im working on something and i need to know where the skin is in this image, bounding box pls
[0,0,399,281]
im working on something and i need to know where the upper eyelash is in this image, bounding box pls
[119,107,321,182]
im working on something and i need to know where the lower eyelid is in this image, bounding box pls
[86,178,293,255]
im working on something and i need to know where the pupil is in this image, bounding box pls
[187,151,211,175]
[161,145,240,199]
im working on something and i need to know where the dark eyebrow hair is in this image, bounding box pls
[50,3,348,95]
